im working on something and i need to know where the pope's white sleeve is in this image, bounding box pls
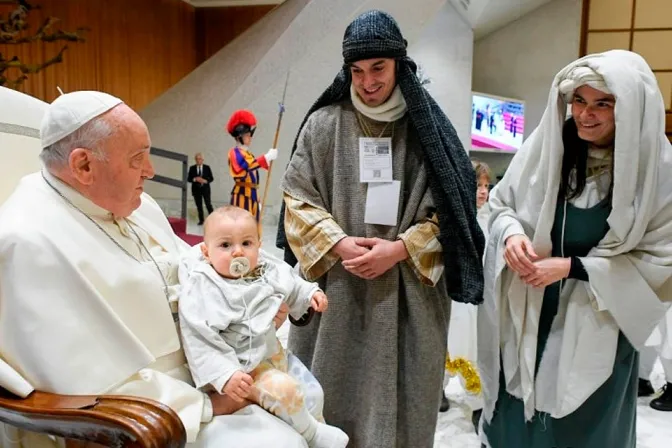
[108,368,211,443]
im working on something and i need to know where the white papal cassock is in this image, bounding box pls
[0,86,308,447]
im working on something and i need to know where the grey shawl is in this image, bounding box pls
[281,102,449,447]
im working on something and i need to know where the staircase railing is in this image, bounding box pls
[149,147,188,220]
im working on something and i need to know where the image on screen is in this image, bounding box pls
[471,92,525,153]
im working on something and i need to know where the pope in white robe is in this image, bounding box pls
[0,87,310,447]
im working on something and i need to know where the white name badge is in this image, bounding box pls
[364,181,401,226]
[359,137,393,183]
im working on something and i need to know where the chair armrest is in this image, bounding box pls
[0,387,186,447]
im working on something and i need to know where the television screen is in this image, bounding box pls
[471,92,525,153]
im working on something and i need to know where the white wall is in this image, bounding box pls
[471,0,581,180]
[140,0,474,222]
[411,3,473,148]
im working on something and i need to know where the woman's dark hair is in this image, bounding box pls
[560,118,589,200]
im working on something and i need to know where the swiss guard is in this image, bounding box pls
[226,109,277,221]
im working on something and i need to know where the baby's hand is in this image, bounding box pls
[311,291,328,313]
[223,371,253,402]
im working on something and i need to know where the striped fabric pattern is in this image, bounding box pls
[284,194,443,285]
[228,146,269,221]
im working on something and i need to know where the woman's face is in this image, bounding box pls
[571,85,616,147]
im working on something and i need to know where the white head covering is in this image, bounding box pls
[479,50,672,424]
[557,65,612,102]
[40,91,122,148]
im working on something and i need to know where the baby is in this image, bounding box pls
[178,206,349,448]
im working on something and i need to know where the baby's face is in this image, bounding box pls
[202,215,260,278]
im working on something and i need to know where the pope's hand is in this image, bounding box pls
[265,148,278,162]
[208,391,251,416]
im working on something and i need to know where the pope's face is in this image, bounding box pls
[88,105,155,218]
[350,58,397,107]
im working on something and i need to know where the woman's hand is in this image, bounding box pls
[520,257,571,288]
[504,234,539,276]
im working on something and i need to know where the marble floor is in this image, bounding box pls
[187,219,672,448]
[433,365,672,448]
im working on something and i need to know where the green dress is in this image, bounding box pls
[483,195,638,448]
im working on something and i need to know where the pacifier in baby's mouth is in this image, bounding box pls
[229,257,251,277]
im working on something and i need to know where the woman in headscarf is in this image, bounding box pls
[479,50,672,447]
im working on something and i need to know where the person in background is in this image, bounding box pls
[473,160,491,239]
[187,152,214,225]
[639,306,672,411]
[443,160,491,424]
[226,109,277,222]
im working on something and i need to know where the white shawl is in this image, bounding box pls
[479,50,672,423]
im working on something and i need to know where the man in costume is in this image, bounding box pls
[0,89,319,447]
[227,109,277,221]
[276,10,484,447]
[188,152,214,225]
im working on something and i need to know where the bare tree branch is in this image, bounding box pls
[0,0,86,88]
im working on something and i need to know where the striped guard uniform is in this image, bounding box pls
[228,145,270,221]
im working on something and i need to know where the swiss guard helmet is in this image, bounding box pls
[227,109,257,143]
